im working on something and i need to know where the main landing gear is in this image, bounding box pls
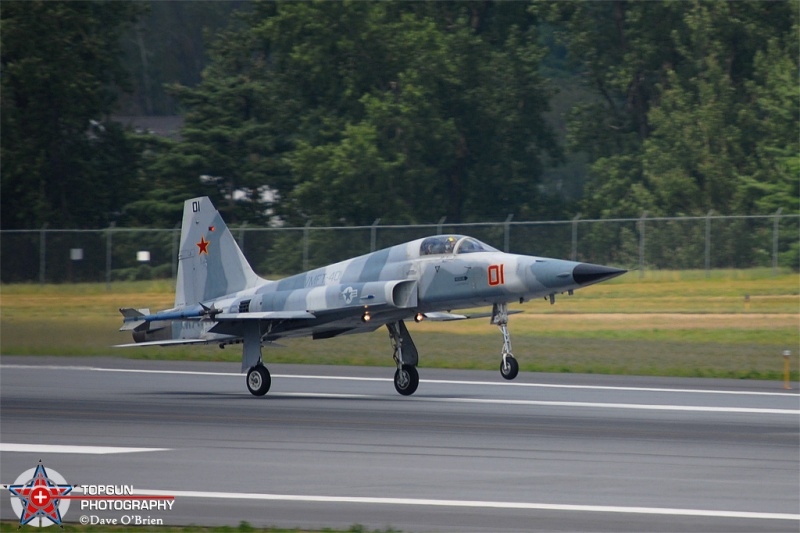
[492,303,519,380]
[246,363,271,396]
[242,322,272,396]
[388,321,419,396]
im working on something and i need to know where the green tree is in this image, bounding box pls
[539,1,683,218]
[118,1,250,115]
[740,33,800,215]
[151,1,560,226]
[643,1,798,216]
[543,0,796,218]
[1,1,143,229]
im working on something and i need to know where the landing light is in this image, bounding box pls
[361,312,371,323]
[414,313,425,323]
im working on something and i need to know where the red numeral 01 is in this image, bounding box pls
[488,264,505,286]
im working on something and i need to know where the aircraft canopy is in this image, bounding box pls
[419,235,498,256]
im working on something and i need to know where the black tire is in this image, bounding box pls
[500,356,519,380]
[394,365,419,396]
[246,364,271,396]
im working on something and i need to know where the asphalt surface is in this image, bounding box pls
[1,356,798,532]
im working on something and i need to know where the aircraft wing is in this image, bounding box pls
[119,307,316,331]
[214,311,316,321]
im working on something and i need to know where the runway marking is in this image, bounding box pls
[0,443,171,454]
[284,374,799,397]
[273,392,799,415]
[2,364,795,397]
[132,488,800,521]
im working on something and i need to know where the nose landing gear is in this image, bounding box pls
[492,303,519,380]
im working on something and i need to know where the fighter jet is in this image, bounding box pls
[117,197,625,396]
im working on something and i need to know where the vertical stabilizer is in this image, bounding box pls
[175,197,264,307]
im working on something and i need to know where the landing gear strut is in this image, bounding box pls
[388,321,419,396]
[492,303,519,380]
[243,322,271,396]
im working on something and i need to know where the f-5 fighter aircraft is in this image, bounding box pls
[118,197,625,396]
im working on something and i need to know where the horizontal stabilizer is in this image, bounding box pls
[113,338,212,348]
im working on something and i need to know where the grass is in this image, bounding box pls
[1,269,798,380]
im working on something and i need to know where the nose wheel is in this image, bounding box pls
[500,355,519,380]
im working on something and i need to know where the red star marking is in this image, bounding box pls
[9,464,72,526]
[196,235,210,255]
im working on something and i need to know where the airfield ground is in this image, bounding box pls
[1,269,797,380]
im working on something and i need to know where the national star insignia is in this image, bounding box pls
[196,235,210,255]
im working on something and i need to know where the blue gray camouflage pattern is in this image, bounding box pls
[118,197,626,396]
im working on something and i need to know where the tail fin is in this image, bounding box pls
[175,197,264,307]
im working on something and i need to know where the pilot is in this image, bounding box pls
[444,237,456,253]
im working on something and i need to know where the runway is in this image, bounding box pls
[1,356,798,532]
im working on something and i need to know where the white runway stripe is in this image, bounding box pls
[137,488,800,521]
[0,443,171,454]
[3,364,797,415]
[272,392,799,415]
[2,364,795,396]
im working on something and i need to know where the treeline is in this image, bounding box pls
[2,1,797,234]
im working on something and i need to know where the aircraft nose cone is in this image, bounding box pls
[572,263,627,286]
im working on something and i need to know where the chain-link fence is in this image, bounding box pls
[2,213,797,284]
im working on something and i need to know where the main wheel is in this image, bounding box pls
[500,356,519,380]
[394,365,419,396]
[246,364,271,396]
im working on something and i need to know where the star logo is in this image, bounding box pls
[196,235,210,255]
[341,286,358,305]
[8,462,73,527]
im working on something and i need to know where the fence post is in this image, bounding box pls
[238,222,247,255]
[39,224,48,284]
[303,220,312,271]
[773,208,783,276]
[638,212,647,279]
[437,216,446,235]
[371,218,381,252]
[171,222,180,280]
[784,350,792,390]
[504,214,513,252]
[105,222,115,290]
[705,210,713,277]
[571,214,581,261]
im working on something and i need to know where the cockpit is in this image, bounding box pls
[419,235,499,256]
